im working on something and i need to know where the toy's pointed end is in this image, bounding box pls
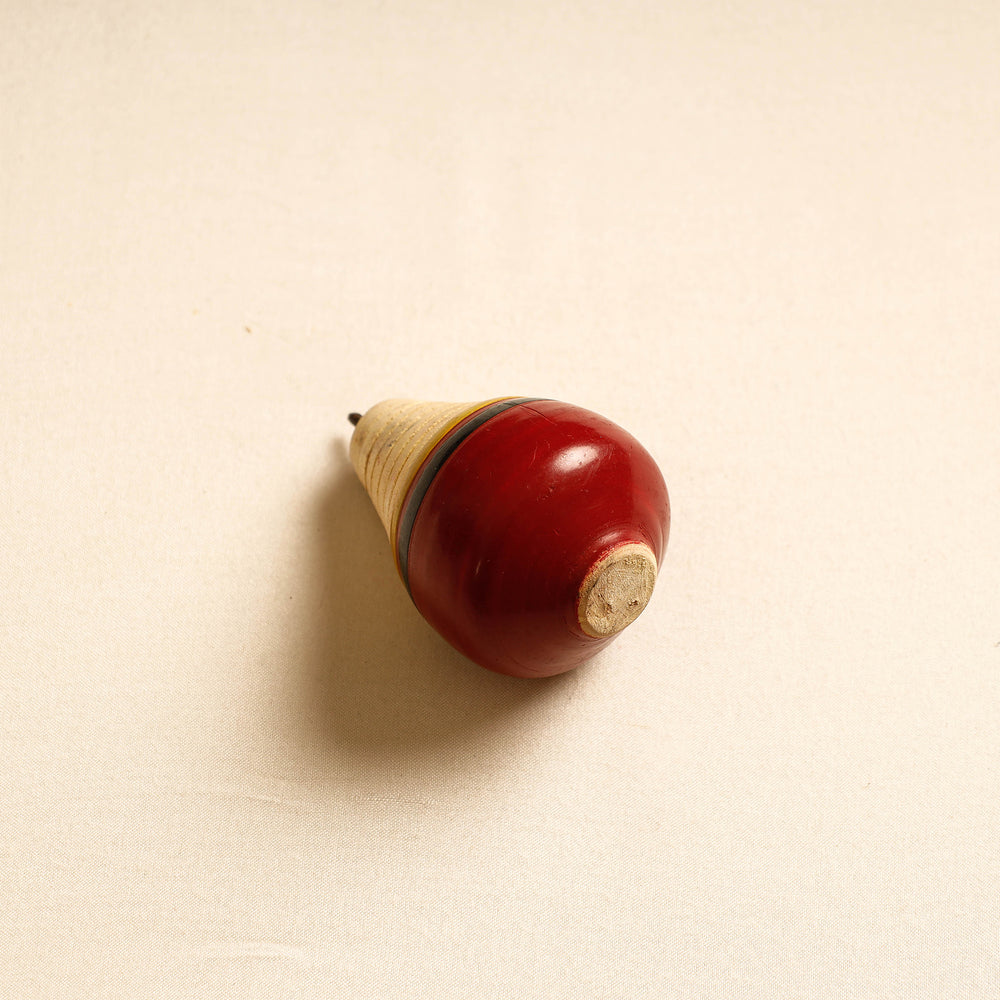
[348,412,362,426]
[348,398,484,544]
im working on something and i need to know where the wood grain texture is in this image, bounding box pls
[349,399,498,548]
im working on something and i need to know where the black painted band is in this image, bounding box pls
[396,397,545,590]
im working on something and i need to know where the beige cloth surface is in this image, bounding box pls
[2,2,998,996]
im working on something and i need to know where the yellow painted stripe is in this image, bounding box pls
[390,397,517,576]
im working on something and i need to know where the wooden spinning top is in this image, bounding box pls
[349,397,669,678]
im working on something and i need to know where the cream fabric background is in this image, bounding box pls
[2,1,998,996]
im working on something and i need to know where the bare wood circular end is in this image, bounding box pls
[577,542,658,638]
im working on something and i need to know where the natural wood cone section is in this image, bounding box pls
[577,542,658,638]
[349,398,487,544]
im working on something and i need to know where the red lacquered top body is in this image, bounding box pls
[404,399,669,678]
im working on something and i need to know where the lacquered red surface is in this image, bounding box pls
[405,400,670,678]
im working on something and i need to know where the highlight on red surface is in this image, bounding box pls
[401,400,669,678]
